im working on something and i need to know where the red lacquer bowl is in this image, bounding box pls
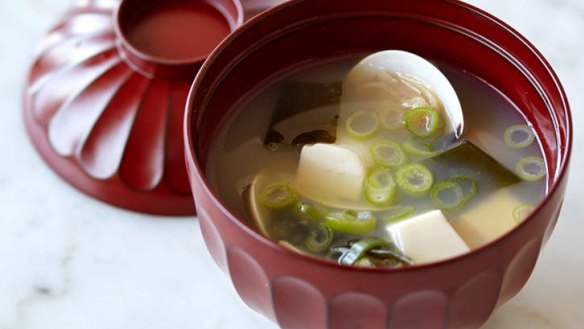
[23,0,243,215]
[185,0,572,328]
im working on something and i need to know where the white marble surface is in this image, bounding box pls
[1,0,583,328]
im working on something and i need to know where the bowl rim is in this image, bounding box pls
[184,0,573,273]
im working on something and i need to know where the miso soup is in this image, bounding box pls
[206,54,547,268]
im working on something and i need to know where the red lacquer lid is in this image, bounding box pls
[23,0,250,215]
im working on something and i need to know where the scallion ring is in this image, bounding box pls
[258,182,299,209]
[380,106,405,130]
[370,140,408,169]
[396,163,434,195]
[504,124,535,149]
[364,167,397,207]
[431,181,464,210]
[516,156,546,181]
[382,205,415,224]
[304,223,334,253]
[296,201,322,222]
[403,139,437,157]
[345,110,379,139]
[404,107,441,138]
[325,210,377,235]
[513,204,535,223]
[431,176,478,210]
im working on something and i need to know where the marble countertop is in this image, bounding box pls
[1,0,583,328]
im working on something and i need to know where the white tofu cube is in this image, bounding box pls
[296,143,366,201]
[387,210,470,264]
[452,187,523,249]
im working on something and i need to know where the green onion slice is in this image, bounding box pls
[516,156,546,181]
[258,182,299,209]
[404,107,441,138]
[296,201,322,222]
[364,187,396,208]
[382,205,415,224]
[403,140,437,157]
[345,110,379,139]
[431,176,477,210]
[325,210,377,235]
[380,106,405,130]
[339,237,392,266]
[447,176,478,198]
[513,204,535,223]
[304,223,334,253]
[370,141,408,169]
[396,163,434,195]
[366,167,395,189]
[364,168,397,207]
[504,124,535,149]
[431,181,464,210]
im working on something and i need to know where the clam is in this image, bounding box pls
[246,171,297,237]
[247,51,466,235]
[340,50,463,142]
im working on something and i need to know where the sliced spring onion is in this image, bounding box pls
[365,188,396,208]
[382,205,415,224]
[404,107,441,138]
[345,110,379,139]
[339,237,392,266]
[258,182,299,209]
[447,176,478,200]
[403,140,437,157]
[325,210,377,235]
[304,223,334,253]
[431,176,477,210]
[504,124,535,149]
[366,167,395,189]
[364,168,397,207]
[396,163,434,195]
[513,204,535,223]
[370,141,407,169]
[296,201,322,222]
[516,156,546,181]
[431,181,464,210]
[380,106,405,130]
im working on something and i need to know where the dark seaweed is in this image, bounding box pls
[264,129,285,146]
[422,140,521,189]
[272,80,342,123]
[263,80,342,145]
[291,130,336,146]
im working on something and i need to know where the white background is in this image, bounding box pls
[1,0,583,328]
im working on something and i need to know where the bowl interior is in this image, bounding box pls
[186,0,571,260]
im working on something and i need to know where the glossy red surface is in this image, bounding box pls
[121,1,232,60]
[23,0,243,215]
[185,0,571,328]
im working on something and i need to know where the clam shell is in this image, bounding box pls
[341,50,463,140]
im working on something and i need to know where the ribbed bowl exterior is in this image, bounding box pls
[185,0,571,327]
[24,0,242,215]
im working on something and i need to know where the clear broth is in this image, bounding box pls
[206,56,547,266]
